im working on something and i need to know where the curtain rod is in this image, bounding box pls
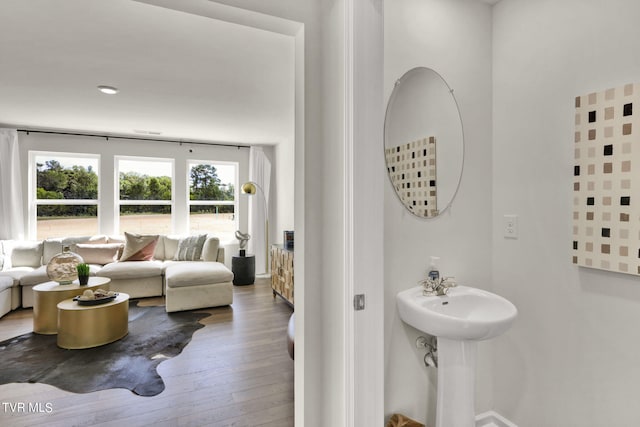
[17,128,251,149]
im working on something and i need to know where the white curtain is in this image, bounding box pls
[0,129,24,240]
[248,146,271,274]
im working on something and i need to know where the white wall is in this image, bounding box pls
[384,0,493,424]
[493,0,640,425]
[209,1,334,425]
[274,141,295,241]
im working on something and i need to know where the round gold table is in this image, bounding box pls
[33,277,111,335]
[57,292,129,349]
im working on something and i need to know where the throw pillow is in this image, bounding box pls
[173,234,207,261]
[120,232,159,262]
[10,241,43,268]
[74,243,123,265]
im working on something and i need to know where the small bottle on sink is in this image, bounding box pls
[428,256,440,280]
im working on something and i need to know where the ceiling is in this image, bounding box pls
[0,0,295,145]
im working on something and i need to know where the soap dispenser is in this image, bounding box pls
[428,256,440,280]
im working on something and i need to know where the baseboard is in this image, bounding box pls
[475,411,518,427]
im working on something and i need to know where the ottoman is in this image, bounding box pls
[164,262,234,312]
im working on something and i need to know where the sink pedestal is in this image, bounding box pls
[436,338,477,427]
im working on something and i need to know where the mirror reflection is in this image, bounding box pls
[384,67,464,218]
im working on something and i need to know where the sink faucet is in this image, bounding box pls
[420,276,457,296]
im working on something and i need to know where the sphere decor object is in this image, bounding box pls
[46,245,84,285]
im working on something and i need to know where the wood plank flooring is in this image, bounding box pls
[0,278,294,427]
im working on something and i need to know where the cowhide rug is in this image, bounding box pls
[0,301,209,396]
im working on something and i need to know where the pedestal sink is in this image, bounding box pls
[397,285,517,427]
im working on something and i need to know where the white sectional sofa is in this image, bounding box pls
[0,234,234,317]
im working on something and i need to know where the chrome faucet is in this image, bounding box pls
[420,276,457,296]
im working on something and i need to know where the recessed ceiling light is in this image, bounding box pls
[97,85,119,95]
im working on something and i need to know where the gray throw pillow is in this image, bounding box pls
[173,234,207,261]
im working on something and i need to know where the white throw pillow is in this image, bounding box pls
[201,237,220,262]
[74,243,123,265]
[10,241,43,268]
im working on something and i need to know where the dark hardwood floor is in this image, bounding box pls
[0,278,294,427]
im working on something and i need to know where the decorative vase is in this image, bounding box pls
[46,246,84,285]
[78,275,89,286]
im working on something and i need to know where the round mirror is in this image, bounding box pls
[384,67,464,218]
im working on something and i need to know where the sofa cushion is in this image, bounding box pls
[88,264,102,275]
[0,240,5,270]
[18,265,49,287]
[202,237,220,262]
[43,239,66,265]
[162,235,181,260]
[0,268,35,285]
[0,276,12,292]
[165,262,233,288]
[120,233,159,262]
[0,272,20,286]
[43,236,108,264]
[173,234,207,261]
[7,241,43,268]
[97,260,163,280]
[75,243,123,265]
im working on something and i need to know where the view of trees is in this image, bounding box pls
[189,164,235,214]
[37,160,98,217]
[119,171,172,214]
[37,160,235,218]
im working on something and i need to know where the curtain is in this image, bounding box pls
[248,146,271,274]
[0,129,24,240]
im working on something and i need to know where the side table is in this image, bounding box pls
[232,255,255,285]
[33,277,111,335]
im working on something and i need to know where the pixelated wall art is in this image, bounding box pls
[573,83,640,275]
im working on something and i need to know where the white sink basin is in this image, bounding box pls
[396,285,517,341]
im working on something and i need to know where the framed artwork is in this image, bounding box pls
[573,83,640,275]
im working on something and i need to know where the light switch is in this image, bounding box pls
[503,214,518,239]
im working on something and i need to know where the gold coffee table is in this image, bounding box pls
[32,277,111,335]
[57,292,129,349]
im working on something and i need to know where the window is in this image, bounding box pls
[188,161,237,242]
[31,152,100,239]
[117,157,173,235]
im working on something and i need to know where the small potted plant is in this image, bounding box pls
[76,263,90,286]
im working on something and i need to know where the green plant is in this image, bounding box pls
[76,263,90,276]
